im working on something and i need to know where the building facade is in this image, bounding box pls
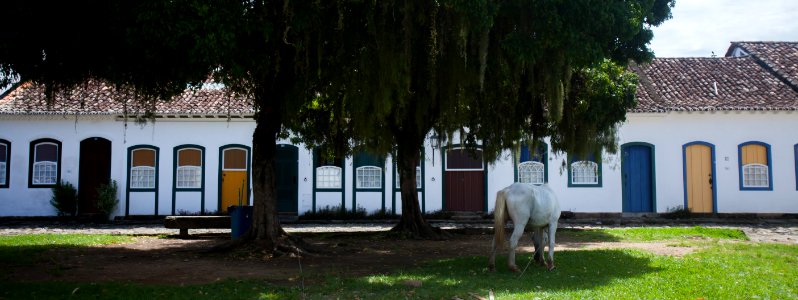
[1,41,797,217]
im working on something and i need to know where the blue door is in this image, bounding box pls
[622,144,654,212]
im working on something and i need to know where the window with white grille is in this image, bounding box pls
[571,161,598,185]
[131,166,156,188]
[742,164,769,188]
[356,166,382,189]
[130,148,157,189]
[0,141,7,186]
[316,166,342,189]
[32,142,58,185]
[0,162,6,186]
[518,161,544,185]
[176,148,202,188]
[176,166,202,188]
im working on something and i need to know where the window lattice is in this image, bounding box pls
[518,161,544,185]
[356,166,382,189]
[0,162,6,185]
[571,161,598,185]
[316,166,342,189]
[130,166,156,189]
[742,164,769,188]
[32,161,57,185]
[176,166,202,188]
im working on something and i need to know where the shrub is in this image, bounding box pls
[662,205,691,219]
[50,180,78,217]
[95,180,119,220]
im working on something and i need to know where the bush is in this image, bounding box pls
[50,181,78,217]
[95,180,119,220]
[662,205,691,219]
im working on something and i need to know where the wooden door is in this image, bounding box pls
[221,148,248,210]
[444,148,485,212]
[622,144,654,213]
[275,145,298,214]
[79,137,112,214]
[684,144,714,213]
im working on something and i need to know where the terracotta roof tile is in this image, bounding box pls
[632,56,798,112]
[0,80,254,117]
[728,41,798,89]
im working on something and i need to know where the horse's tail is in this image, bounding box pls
[493,189,508,248]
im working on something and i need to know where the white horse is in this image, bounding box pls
[488,183,561,272]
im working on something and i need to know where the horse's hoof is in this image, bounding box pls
[547,263,556,271]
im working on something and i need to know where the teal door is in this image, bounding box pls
[275,144,298,214]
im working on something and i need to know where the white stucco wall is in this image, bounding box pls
[1,110,796,217]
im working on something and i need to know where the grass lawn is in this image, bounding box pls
[0,233,134,266]
[1,227,796,299]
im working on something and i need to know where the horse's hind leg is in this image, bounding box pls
[546,222,558,271]
[507,219,527,273]
[488,232,497,272]
[533,227,545,266]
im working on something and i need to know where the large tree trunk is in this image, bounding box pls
[249,106,283,249]
[392,137,446,239]
[214,91,312,255]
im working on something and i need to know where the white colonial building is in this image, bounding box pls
[1,41,797,218]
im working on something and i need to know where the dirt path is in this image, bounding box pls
[1,223,795,285]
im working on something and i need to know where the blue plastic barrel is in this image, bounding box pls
[229,205,253,239]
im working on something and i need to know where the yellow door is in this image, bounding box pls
[221,148,248,211]
[685,144,713,213]
[221,171,248,210]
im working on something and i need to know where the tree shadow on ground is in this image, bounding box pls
[353,249,660,298]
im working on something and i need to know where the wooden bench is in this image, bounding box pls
[164,216,230,238]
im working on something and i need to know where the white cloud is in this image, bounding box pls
[650,0,798,57]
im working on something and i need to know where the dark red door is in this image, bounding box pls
[444,148,485,212]
[79,137,112,214]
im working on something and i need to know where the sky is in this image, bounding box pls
[649,0,798,58]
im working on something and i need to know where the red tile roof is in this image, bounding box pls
[632,54,798,112]
[726,41,798,89]
[0,80,254,117]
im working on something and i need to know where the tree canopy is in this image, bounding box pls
[1,0,674,242]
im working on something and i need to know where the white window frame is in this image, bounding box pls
[571,161,598,185]
[445,148,485,171]
[130,166,156,189]
[518,161,545,185]
[32,142,58,185]
[316,166,342,189]
[176,165,202,188]
[395,166,422,189]
[742,163,769,188]
[356,166,382,189]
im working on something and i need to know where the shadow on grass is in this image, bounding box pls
[350,249,659,298]
[556,227,622,242]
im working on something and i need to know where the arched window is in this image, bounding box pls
[0,140,9,188]
[738,142,772,190]
[29,139,61,187]
[518,161,545,185]
[516,143,548,184]
[176,147,203,189]
[130,148,157,189]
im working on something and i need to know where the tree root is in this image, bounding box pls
[207,230,320,257]
[390,220,451,240]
